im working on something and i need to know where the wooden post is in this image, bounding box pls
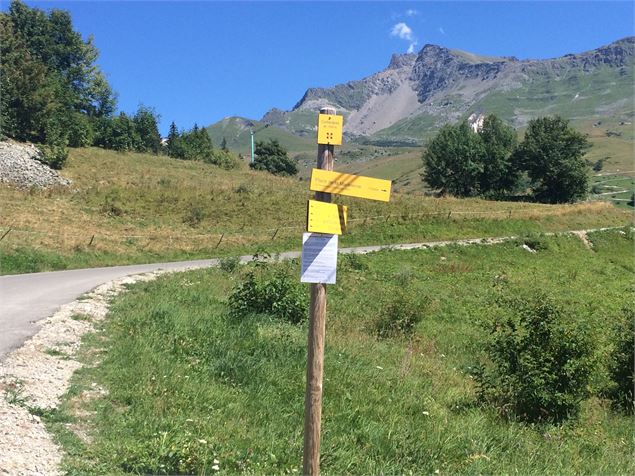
[0,228,12,242]
[303,106,335,476]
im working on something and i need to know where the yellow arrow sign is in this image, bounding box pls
[307,200,347,235]
[310,169,392,202]
[317,114,343,146]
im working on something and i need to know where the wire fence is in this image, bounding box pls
[0,204,595,251]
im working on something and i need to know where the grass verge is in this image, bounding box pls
[47,228,634,474]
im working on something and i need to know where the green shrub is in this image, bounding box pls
[474,290,595,423]
[183,205,205,227]
[606,307,634,413]
[99,188,124,217]
[517,232,550,251]
[249,139,297,176]
[40,143,68,170]
[219,256,240,273]
[373,287,428,339]
[339,252,368,272]
[228,267,306,324]
[204,149,239,170]
[66,112,94,147]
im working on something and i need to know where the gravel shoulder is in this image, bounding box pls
[0,272,162,475]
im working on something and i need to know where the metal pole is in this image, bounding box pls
[303,106,336,476]
[250,130,255,164]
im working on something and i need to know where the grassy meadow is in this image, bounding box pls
[44,228,634,475]
[0,147,632,275]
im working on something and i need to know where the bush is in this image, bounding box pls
[40,143,68,170]
[339,252,368,272]
[249,139,298,176]
[373,287,428,339]
[219,256,241,273]
[474,290,595,423]
[228,267,307,324]
[66,112,94,147]
[517,232,550,252]
[183,205,205,227]
[204,149,239,170]
[606,307,634,412]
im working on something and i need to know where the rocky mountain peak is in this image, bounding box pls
[387,52,417,70]
[251,37,634,141]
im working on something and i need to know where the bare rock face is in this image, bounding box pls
[0,141,71,189]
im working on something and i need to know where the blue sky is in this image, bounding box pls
[18,1,635,135]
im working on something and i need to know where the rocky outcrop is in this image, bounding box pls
[0,141,71,188]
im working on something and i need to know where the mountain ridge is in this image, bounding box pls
[255,37,634,142]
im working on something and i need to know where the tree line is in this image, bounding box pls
[422,115,591,204]
[0,1,236,169]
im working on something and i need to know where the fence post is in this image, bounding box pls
[0,228,12,242]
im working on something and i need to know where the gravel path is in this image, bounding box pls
[0,272,162,475]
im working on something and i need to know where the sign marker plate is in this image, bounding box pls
[301,233,338,284]
[317,114,343,145]
[307,200,347,235]
[310,168,392,202]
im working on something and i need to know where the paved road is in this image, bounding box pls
[0,230,608,361]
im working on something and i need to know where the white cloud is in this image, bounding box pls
[390,22,414,41]
[406,9,419,17]
[438,27,446,35]
[391,22,418,54]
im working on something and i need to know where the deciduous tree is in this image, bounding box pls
[422,121,485,197]
[515,116,591,203]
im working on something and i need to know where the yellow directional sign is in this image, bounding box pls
[307,200,347,235]
[317,114,343,145]
[310,169,392,202]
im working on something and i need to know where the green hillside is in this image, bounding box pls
[205,116,315,157]
[1,146,631,274]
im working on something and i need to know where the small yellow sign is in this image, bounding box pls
[307,200,348,235]
[317,114,343,145]
[310,169,392,202]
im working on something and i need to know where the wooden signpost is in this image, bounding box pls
[301,108,391,476]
